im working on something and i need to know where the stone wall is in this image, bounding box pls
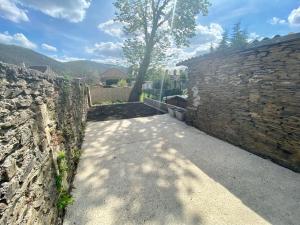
[0,62,88,224]
[181,34,300,172]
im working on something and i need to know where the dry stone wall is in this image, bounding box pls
[0,62,88,224]
[181,34,300,172]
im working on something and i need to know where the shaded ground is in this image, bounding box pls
[87,103,164,122]
[64,115,300,225]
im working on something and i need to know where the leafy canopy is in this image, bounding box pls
[114,0,211,67]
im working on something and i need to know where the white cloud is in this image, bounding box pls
[92,57,127,65]
[85,41,125,65]
[86,41,123,58]
[51,55,85,62]
[166,23,223,66]
[0,0,29,22]
[192,23,224,44]
[0,31,36,49]
[41,43,57,52]
[248,32,263,42]
[98,19,124,38]
[288,6,300,26]
[16,0,91,23]
[269,17,286,25]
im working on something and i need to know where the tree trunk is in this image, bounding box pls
[128,45,153,102]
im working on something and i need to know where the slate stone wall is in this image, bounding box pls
[183,36,300,172]
[0,62,88,224]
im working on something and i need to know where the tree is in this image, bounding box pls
[114,0,210,101]
[231,22,248,48]
[217,30,229,51]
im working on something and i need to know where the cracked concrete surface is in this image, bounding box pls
[64,115,300,225]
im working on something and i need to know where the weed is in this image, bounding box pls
[55,150,74,209]
[57,190,74,209]
[55,174,63,192]
[73,148,81,161]
[57,151,68,172]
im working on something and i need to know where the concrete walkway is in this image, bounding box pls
[64,115,300,225]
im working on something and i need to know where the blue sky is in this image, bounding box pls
[0,0,299,65]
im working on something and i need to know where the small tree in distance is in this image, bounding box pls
[231,22,248,48]
[218,30,229,51]
[216,23,248,52]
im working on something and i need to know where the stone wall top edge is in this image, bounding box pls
[0,61,85,84]
[178,33,300,67]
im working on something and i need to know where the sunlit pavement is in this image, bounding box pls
[64,114,300,225]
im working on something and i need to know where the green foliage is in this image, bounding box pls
[144,88,183,100]
[57,190,74,209]
[140,92,146,102]
[57,151,68,173]
[145,67,166,81]
[218,30,229,51]
[152,76,171,89]
[117,79,128,87]
[231,22,248,48]
[115,0,210,66]
[55,150,74,209]
[63,74,72,81]
[55,174,63,192]
[179,70,188,82]
[73,148,81,161]
[114,0,211,100]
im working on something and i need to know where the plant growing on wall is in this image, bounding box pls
[114,0,211,101]
[56,151,74,209]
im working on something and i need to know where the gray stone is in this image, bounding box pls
[181,36,300,172]
[1,157,17,180]
[16,96,33,108]
[0,61,88,224]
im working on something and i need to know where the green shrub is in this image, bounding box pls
[117,79,128,87]
[57,190,74,209]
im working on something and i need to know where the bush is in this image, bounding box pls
[117,79,128,87]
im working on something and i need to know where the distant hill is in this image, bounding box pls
[0,43,127,82]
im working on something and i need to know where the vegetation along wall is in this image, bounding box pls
[180,33,300,172]
[0,62,88,224]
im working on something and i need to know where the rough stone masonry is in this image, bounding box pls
[180,33,300,172]
[0,62,88,224]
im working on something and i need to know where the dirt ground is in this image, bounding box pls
[64,114,300,225]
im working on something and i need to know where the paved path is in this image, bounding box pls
[64,115,300,225]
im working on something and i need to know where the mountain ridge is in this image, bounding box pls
[0,43,127,82]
